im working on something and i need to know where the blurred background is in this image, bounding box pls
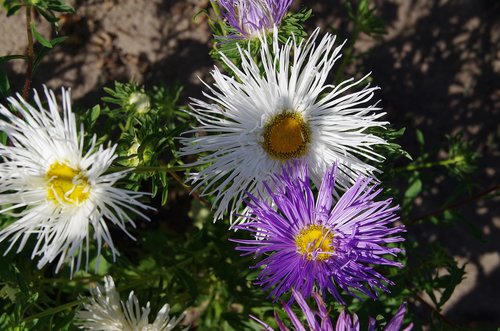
[0,0,498,328]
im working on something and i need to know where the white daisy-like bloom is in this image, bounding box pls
[76,276,186,331]
[0,87,151,274]
[180,28,388,224]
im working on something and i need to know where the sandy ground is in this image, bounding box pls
[0,0,499,328]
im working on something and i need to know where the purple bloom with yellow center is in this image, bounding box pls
[217,0,293,37]
[252,289,413,331]
[233,162,405,302]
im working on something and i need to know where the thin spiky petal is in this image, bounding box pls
[233,161,404,302]
[0,87,152,274]
[180,29,388,224]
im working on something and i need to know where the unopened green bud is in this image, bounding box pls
[125,141,141,167]
[127,92,151,114]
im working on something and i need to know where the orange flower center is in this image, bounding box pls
[263,112,310,160]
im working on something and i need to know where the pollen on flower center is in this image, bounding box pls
[295,225,334,261]
[46,162,90,205]
[263,112,310,160]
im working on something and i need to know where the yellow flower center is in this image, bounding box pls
[263,112,310,160]
[46,162,90,205]
[295,225,334,261]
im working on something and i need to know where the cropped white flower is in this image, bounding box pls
[180,28,388,224]
[0,87,150,274]
[76,276,186,331]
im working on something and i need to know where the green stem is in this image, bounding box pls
[23,300,82,322]
[407,184,500,225]
[415,294,458,328]
[394,155,465,173]
[22,5,34,100]
[210,0,226,36]
[108,165,209,205]
[168,170,209,205]
[109,165,186,173]
[211,0,222,20]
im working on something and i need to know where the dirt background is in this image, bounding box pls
[0,0,499,329]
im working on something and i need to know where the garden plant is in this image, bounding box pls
[0,0,496,330]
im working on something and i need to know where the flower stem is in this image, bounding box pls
[394,155,465,173]
[22,5,34,100]
[23,299,82,322]
[108,165,209,206]
[415,294,458,328]
[407,184,500,225]
[168,170,209,206]
[110,165,186,173]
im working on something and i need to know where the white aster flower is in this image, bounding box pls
[76,276,186,331]
[180,28,388,224]
[0,87,151,274]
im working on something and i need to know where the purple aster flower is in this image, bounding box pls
[337,303,413,331]
[252,289,413,331]
[233,161,405,302]
[216,0,293,37]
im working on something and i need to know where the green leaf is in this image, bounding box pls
[404,178,422,198]
[416,129,425,147]
[90,105,101,123]
[174,268,198,299]
[46,1,74,13]
[22,300,80,322]
[437,263,466,309]
[6,4,22,16]
[161,180,169,205]
[0,68,11,96]
[193,8,208,22]
[0,131,8,144]
[33,36,67,72]
[34,7,57,23]
[0,54,27,63]
[30,23,52,48]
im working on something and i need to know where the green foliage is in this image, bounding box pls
[1,0,74,18]
[405,242,466,311]
[1,0,73,96]
[0,248,79,330]
[343,0,386,38]
[372,126,413,161]
[208,8,311,72]
[0,1,492,330]
[444,134,478,180]
[98,81,190,205]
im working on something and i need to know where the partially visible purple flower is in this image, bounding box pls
[216,0,293,37]
[252,289,333,331]
[338,303,413,331]
[252,289,413,331]
[233,162,405,302]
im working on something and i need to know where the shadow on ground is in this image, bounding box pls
[0,0,498,327]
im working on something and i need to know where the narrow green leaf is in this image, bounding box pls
[23,300,80,322]
[90,105,100,123]
[47,2,75,13]
[416,129,425,147]
[34,7,57,23]
[33,36,67,72]
[6,4,22,16]
[0,68,11,96]
[0,131,8,145]
[49,35,67,46]
[0,55,27,63]
[30,23,52,48]
[404,178,422,198]
[161,184,168,205]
